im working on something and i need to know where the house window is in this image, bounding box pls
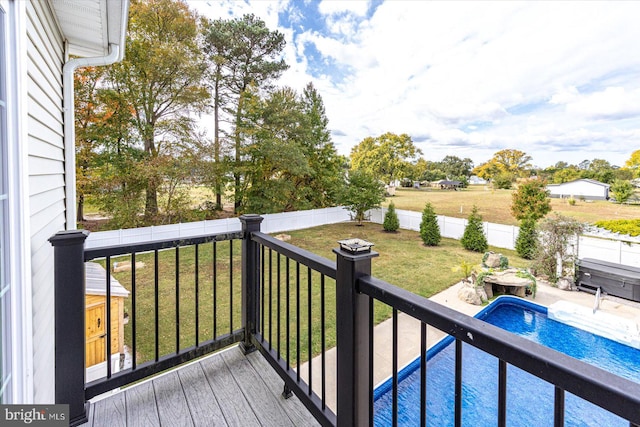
[0,3,11,402]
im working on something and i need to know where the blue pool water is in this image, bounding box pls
[374,297,640,426]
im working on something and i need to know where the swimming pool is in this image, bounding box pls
[373,296,640,426]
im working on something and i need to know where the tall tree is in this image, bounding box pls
[578,159,591,170]
[219,14,288,212]
[75,67,106,222]
[511,179,551,221]
[610,180,634,203]
[75,66,140,226]
[511,178,551,260]
[584,158,614,183]
[202,17,235,210]
[237,87,310,213]
[472,159,502,181]
[439,155,474,178]
[492,149,532,177]
[298,82,345,207]
[473,149,532,181]
[107,0,210,219]
[341,170,385,226]
[553,166,581,183]
[624,149,640,177]
[236,84,344,213]
[350,132,422,184]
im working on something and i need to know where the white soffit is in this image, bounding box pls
[50,0,127,57]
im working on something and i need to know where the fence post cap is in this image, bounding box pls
[333,238,379,261]
[49,229,90,246]
[239,214,264,223]
[337,238,375,254]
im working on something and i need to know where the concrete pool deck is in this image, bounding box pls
[299,279,640,412]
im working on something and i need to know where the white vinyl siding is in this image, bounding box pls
[0,2,11,403]
[26,0,65,403]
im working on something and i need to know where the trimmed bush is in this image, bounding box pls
[610,179,634,203]
[461,205,488,252]
[383,202,400,232]
[420,202,441,246]
[593,219,640,236]
[510,178,551,221]
[492,173,513,189]
[515,218,538,260]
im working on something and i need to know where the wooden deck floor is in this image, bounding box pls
[81,345,321,427]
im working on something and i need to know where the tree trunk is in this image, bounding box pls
[76,194,84,223]
[233,94,244,213]
[145,182,158,220]
[144,134,159,219]
[213,70,223,211]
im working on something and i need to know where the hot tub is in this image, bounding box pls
[577,258,640,302]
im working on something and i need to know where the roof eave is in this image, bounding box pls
[52,0,129,58]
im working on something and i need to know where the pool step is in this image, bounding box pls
[548,300,640,349]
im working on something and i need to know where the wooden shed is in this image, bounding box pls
[85,262,130,382]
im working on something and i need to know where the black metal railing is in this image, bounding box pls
[51,215,640,427]
[249,231,338,426]
[359,274,640,427]
[82,230,246,398]
[50,220,249,426]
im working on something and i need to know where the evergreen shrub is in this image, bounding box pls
[461,205,488,252]
[383,202,400,232]
[420,202,441,246]
[515,218,538,260]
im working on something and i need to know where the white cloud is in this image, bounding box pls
[192,0,640,167]
[566,87,640,120]
[318,1,369,17]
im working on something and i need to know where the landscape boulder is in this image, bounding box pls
[457,280,486,305]
[113,261,145,273]
[458,285,482,305]
[483,252,502,268]
[479,268,533,298]
[557,277,574,291]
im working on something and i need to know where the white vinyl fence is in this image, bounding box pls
[578,234,640,268]
[85,206,351,249]
[369,208,519,250]
[86,206,640,268]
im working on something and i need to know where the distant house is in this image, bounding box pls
[547,179,610,200]
[0,0,129,405]
[437,180,462,190]
[469,175,487,185]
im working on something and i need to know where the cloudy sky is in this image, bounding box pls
[190,0,640,168]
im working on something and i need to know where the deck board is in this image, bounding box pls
[246,350,322,427]
[91,390,126,427]
[124,381,161,427]
[221,349,295,427]
[200,348,261,426]
[153,371,194,427]
[80,345,317,426]
[177,362,228,426]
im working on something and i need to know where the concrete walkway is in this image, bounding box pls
[299,280,640,412]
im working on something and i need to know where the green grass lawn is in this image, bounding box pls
[111,222,528,365]
[384,186,640,225]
